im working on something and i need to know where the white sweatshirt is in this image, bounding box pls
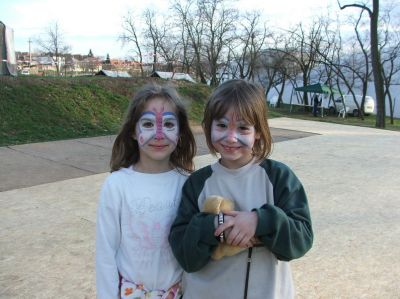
[96,167,187,299]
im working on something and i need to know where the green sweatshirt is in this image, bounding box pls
[169,158,313,299]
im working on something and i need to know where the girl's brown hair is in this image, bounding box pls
[202,79,272,161]
[110,83,196,173]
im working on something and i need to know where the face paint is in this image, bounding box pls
[211,113,256,148]
[161,112,179,143]
[136,110,179,146]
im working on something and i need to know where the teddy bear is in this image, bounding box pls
[202,195,246,260]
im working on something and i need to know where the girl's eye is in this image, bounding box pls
[142,121,154,128]
[216,123,227,129]
[164,121,176,129]
[239,126,251,131]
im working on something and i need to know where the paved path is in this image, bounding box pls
[1,118,399,298]
[0,127,314,191]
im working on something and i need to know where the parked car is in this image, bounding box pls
[20,69,30,75]
[329,95,375,116]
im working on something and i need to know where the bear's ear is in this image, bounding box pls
[202,195,223,213]
[219,199,234,212]
[203,196,235,213]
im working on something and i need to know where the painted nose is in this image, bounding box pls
[155,130,164,140]
[155,113,164,140]
[225,129,238,142]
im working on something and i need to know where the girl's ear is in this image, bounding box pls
[255,131,261,140]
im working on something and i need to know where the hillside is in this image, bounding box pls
[0,76,211,146]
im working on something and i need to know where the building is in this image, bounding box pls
[150,71,196,83]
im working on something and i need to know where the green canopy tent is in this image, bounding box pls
[292,83,342,115]
[294,83,340,95]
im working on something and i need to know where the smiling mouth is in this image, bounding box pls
[149,144,169,149]
[221,144,240,151]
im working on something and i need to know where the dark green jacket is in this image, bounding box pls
[169,159,313,273]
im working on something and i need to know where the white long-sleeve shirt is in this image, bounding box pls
[96,167,187,299]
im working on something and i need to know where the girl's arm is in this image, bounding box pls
[96,178,121,299]
[254,160,313,261]
[169,171,219,273]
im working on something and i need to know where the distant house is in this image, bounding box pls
[35,56,57,73]
[95,70,131,78]
[150,71,196,83]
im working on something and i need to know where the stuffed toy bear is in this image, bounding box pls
[202,195,246,260]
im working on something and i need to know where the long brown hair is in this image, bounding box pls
[202,79,272,161]
[110,83,196,172]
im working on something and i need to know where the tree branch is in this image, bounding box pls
[337,0,373,17]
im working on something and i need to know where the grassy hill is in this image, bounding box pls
[2,76,398,147]
[0,76,211,146]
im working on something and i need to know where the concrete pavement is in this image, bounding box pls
[0,127,314,192]
[1,118,399,298]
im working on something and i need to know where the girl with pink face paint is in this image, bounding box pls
[136,109,179,147]
[96,84,196,299]
[170,80,313,299]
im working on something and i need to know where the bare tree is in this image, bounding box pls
[261,49,299,107]
[201,0,237,86]
[158,35,180,73]
[338,0,386,128]
[178,26,195,73]
[172,0,237,86]
[379,10,400,124]
[230,11,268,81]
[169,1,195,73]
[172,0,207,83]
[348,10,373,118]
[314,20,370,117]
[283,20,326,107]
[120,12,144,76]
[143,9,168,73]
[156,20,181,73]
[36,21,70,76]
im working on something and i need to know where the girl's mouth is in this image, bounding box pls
[221,144,240,151]
[149,144,168,149]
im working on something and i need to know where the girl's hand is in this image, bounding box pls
[214,210,258,247]
[221,220,257,248]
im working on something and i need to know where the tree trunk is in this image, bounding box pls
[302,72,309,110]
[277,74,286,108]
[371,0,386,128]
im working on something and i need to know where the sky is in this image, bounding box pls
[0,0,385,59]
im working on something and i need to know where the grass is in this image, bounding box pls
[0,76,210,146]
[268,104,400,131]
[1,77,398,147]
[0,77,130,146]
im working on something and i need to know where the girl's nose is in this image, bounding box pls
[155,112,164,140]
[225,129,238,142]
[155,131,164,140]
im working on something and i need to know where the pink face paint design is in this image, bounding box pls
[155,110,164,140]
[161,112,180,144]
[211,113,256,148]
[136,110,179,146]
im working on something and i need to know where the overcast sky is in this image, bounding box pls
[0,0,391,59]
